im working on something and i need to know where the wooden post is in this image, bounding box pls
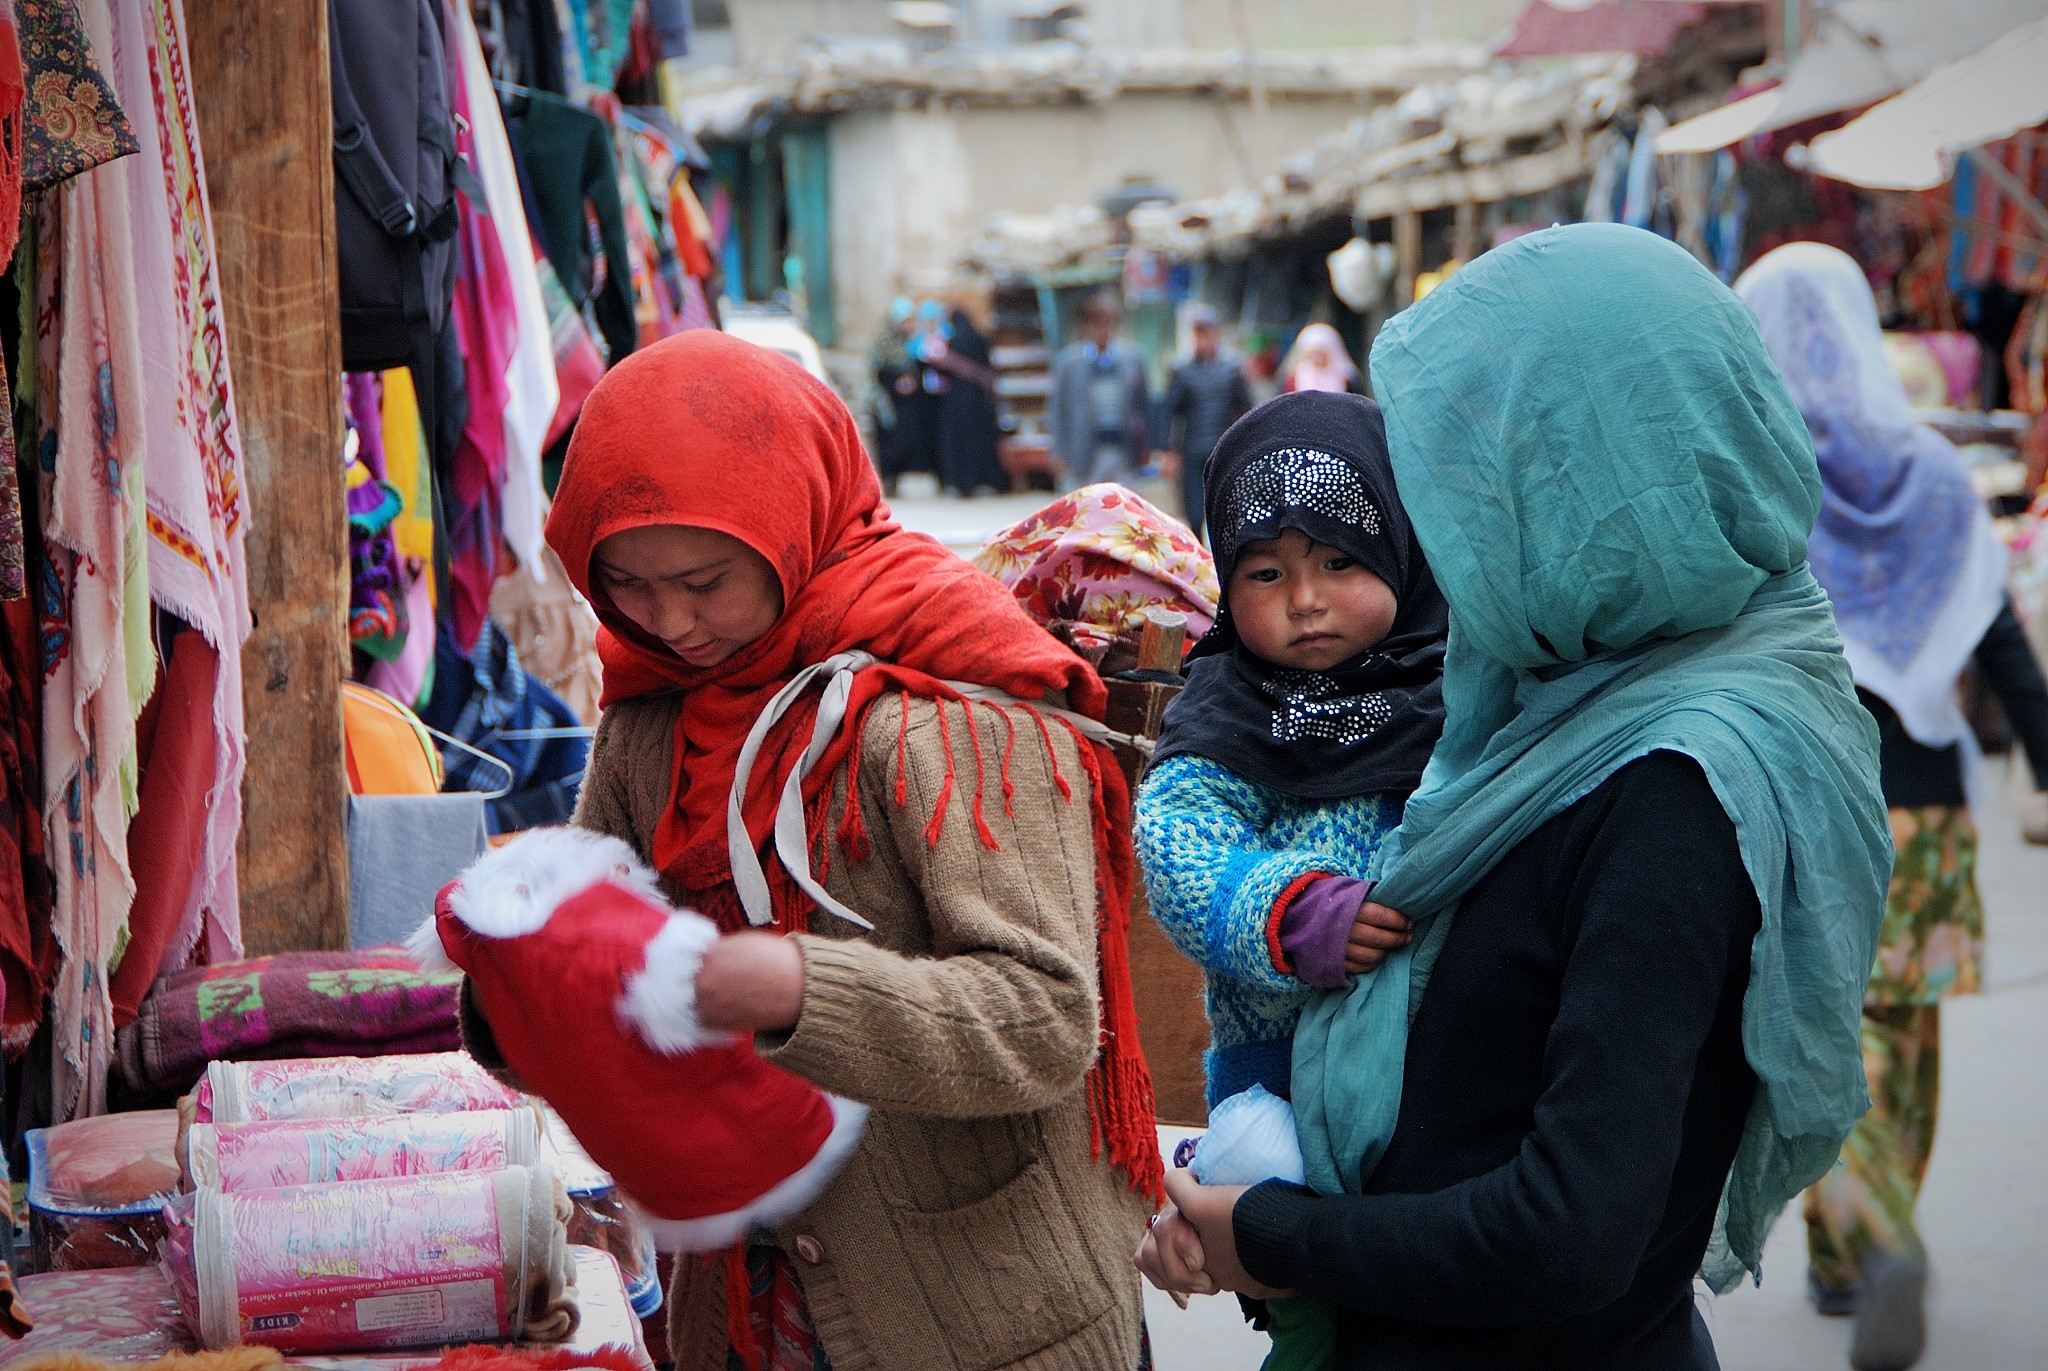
[1395,210,1421,311]
[1453,199,1478,265]
[188,1,352,954]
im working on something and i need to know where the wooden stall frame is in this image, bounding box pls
[188,0,352,954]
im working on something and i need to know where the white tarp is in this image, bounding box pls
[1803,15,2048,189]
[1656,0,2048,153]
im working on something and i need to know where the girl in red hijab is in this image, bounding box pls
[534,330,1159,1371]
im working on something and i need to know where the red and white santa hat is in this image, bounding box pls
[409,827,865,1253]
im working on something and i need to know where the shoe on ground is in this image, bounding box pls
[2020,791,2048,846]
[1808,1266,1858,1317]
[1849,1255,1928,1371]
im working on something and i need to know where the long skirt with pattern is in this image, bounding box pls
[724,1245,1157,1370]
[1804,806,1982,1292]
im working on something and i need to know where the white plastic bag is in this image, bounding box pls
[1188,1084,1305,1187]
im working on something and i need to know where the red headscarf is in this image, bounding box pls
[546,330,1160,1196]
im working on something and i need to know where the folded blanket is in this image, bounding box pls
[116,954,462,1101]
[164,1166,577,1353]
[184,1108,541,1192]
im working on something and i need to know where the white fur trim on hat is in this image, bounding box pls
[407,826,670,975]
[616,910,730,1055]
[629,1094,869,1254]
[449,827,666,936]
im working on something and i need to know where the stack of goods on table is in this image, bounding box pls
[4,1052,656,1370]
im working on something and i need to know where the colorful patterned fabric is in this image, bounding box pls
[1869,806,1983,1008]
[1135,753,1401,1105]
[1735,246,2008,764]
[726,1246,829,1371]
[345,373,409,659]
[114,951,463,1099]
[16,0,136,194]
[1804,1003,1940,1291]
[973,483,1218,658]
[35,0,157,1119]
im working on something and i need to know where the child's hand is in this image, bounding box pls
[1344,901,1412,976]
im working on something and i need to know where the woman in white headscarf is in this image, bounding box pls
[1737,243,2048,1371]
[1282,323,1360,395]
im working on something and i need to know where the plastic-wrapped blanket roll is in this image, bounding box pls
[194,1053,525,1125]
[279,1247,654,1371]
[186,1109,543,1192]
[28,1111,184,1271]
[0,1268,194,1364]
[160,1165,578,1353]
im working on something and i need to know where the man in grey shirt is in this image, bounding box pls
[1047,293,1151,488]
[1161,305,1252,538]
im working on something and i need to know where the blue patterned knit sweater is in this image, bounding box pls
[1134,753,1402,1106]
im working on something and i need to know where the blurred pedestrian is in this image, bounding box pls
[1283,322,1360,395]
[867,295,921,494]
[1158,304,1251,538]
[1048,292,1151,488]
[930,284,1006,496]
[1738,243,2048,1371]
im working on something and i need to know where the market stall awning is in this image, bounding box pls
[1656,0,2048,153]
[1802,15,2048,190]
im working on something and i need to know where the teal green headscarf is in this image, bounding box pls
[1289,224,1891,1293]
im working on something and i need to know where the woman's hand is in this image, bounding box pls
[1345,900,1413,976]
[694,932,805,1033]
[1136,1170,1297,1301]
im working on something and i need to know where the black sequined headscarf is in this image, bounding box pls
[1152,391,1448,799]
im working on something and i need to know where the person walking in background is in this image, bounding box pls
[1283,322,1361,395]
[1159,304,1252,538]
[930,284,1006,496]
[867,296,921,494]
[1737,243,2048,1371]
[1049,292,1151,488]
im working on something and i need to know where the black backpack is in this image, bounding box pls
[327,0,474,374]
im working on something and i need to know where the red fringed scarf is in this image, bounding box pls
[547,332,1162,1364]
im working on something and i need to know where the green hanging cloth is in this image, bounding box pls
[1289,223,1892,1294]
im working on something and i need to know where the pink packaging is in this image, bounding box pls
[281,1247,653,1371]
[187,1109,541,1191]
[196,1053,524,1125]
[161,1167,569,1353]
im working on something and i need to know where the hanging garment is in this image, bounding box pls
[488,544,602,725]
[511,90,637,362]
[108,619,214,1029]
[450,4,554,579]
[0,597,53,1057]
[345,373,410,659]
[15,0,136,196]
[34,0,155,1121]
[380,365,436,566]
[417,619,589,834]
[111,0,252,976]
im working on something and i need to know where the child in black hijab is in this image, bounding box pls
[1136,391,1449,1110]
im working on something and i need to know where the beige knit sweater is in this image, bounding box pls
[572,690,1152,1371]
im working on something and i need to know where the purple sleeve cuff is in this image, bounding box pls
[1277,876,1373,989]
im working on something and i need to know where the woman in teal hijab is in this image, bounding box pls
[1136,224,1891,1369]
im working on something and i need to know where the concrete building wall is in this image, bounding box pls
[1180,0,1526,48]
[827,86,1383,346]
[727,0,902,65]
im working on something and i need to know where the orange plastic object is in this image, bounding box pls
[342,682,444,796]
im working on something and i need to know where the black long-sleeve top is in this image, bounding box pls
[1863,599,2048,807]
[1235,751,1761,1370]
